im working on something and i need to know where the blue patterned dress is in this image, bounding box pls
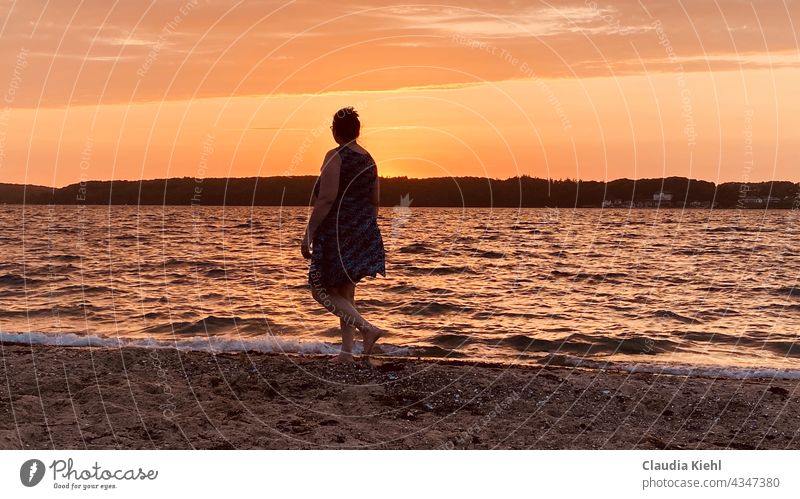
[308,145,386,289]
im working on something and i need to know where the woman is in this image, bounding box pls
[301,107,386,364]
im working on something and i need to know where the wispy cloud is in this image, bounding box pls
[365,4,652,38]
[1,0,796,106]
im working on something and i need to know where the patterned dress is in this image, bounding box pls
[308,145,386,289]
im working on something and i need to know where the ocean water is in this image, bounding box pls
[1,205,798,378]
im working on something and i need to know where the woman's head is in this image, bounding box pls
[331,107,360,144]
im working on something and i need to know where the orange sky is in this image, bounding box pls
[0,0,798,186]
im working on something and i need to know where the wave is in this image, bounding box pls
[161,258,220,269]
[550,270,628,282]
[539,353,800,380]
[697,308,740,319]
[398,243,433,254]
[386,283,424,294]
[431,333,473,348]
[757,302,800,312]
[774,286,799,297]
[764,341,800,357]
[679,332,800,356]
[140,315,269,335]
[0,273,43,286]
[395,301,469,316]
[654,310,699,324]
[471,249,505,259]
[470,310,540,320]
[406,345,467,358]
[498,333,679,355]
[51,254,81,262]
[0,304,103,318]
[46,284,116,296]
[404,265,476,275]
[0,331,410,356]
[231,219,261,229]
[704,226,751,233]
[681,331,749,345]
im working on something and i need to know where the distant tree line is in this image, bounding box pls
[1,176,798,208]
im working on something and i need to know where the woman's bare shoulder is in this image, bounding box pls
[323,147,343,161]
[349,143,370,155]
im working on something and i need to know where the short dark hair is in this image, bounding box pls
[332,107,360,142]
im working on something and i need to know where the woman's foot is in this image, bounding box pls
[362,356,382,368]
[329,352,355,365]
[362,325,385,356]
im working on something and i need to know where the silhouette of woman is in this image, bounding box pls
[301,107,387,364]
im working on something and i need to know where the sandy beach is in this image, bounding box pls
[1,343,798,450]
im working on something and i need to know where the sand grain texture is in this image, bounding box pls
[1,344,798,449]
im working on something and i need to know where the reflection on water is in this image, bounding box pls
[0,205,798,371]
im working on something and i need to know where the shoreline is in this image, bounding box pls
[1,343,799,449]
[0,203,796,210]
[2,332,799,381]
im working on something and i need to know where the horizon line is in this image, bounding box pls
[3,174,800,191]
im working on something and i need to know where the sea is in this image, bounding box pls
[1,205,798,379]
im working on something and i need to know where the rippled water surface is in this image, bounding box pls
[1,206,798,372]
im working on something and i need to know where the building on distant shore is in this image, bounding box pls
[653,191,673,202]
[602,198,627,208]
[741,196,781,207]
[653,191,673,207]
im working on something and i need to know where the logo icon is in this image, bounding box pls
[20,459,45,487]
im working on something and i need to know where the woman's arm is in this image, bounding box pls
[305,149,341,243]
[372,174,380,216]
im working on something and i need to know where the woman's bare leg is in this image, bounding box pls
[339,282,383,359]
[331,283,356,363]
[310,280,384,358]
[310,282,377,334]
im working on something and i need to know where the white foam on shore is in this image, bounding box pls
[540,353,800,380]
[0,331,410,356]
[3,332,798,379]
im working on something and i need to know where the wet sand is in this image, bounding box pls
[1,343,798,449]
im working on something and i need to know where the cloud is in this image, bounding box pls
[365,4,650,38]
[0,0,796,106]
